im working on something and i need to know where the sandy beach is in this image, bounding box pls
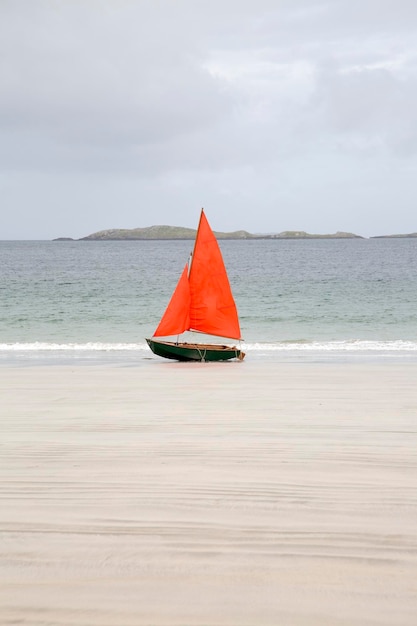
[1,360,416,625]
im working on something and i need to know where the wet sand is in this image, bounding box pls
[1,361,417,625]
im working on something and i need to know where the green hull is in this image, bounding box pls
[146,338,245,362]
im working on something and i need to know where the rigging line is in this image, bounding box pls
[196,345,207,362]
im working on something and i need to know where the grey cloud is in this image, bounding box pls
[0,2,234,162]
[1,0,417,238]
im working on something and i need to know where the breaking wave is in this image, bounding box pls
[1,340,417,352]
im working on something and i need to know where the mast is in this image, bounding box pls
[188,207,204,279]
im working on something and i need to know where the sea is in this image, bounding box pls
[1,238,417,365]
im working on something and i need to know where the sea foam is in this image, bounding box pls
[1,340,417,352]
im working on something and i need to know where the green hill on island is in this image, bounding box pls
[265,230,362,239]
[79,225,254,240]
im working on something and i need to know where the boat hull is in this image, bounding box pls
[146,339,245,362]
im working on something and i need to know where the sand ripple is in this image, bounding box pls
[1,363,417,625]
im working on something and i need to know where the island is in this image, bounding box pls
[79,226,253,240]
[53,227,417,241]
[261,230,362,240]
[74,226,364,241]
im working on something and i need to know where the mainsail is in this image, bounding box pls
[153,210,242,341]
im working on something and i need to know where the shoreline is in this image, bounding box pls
[2,341,417,368]
[1,362,416,624]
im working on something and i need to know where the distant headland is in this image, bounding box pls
[53,227,417,241]
[55,226,364,241]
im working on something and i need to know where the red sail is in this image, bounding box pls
[153,264,190,337]
[153,210,241,341]
[189,211,241,340]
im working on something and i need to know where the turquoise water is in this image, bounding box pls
[1,238,417,363]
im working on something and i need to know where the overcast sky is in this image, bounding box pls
[1,0,417,239]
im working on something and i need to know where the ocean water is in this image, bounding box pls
[1,238,417,364]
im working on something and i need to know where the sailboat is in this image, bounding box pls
[146,209,245,362]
